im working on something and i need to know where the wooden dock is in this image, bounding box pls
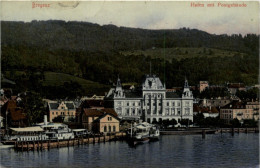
[14,132,126,151]
[160,127,259,135]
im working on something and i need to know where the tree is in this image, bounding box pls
[53,116,64,123]
[230,118,241,127]
[22,91,45,126]
[193,113,205,127]
[179,119,192,127]
[170,119,177,127]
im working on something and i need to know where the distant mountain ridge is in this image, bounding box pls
[1,20,258,53]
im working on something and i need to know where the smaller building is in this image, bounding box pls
[1,99,27,128]
[220,100,259,123]
[227,83,246,95]
[201,98,231,108]
[47,100,76,122]
[199,81,209,93]
[81,108,119,133]
[193,104,219,118]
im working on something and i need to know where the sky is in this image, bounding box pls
[0,1,259,35]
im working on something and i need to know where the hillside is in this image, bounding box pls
[121,47,246,62]
[1,20,259,98]
[1,20,258,53]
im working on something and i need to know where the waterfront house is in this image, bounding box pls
[220,100,259,123]
[76,99,104,123]
[193,104,219,118]
[104,75,194,124]
[1,99,27,128]
[47,100,76,122]
[92,113,120,133]
[81,108,119,133]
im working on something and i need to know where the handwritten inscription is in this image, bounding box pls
[191,2,247,8]
[32,2,50,9]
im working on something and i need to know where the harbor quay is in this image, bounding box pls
[10,127,259,151]
[13,132,126,151]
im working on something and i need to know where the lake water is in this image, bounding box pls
[0,133,259,168]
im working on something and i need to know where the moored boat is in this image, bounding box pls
[127,122,160,146]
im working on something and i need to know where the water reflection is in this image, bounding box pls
[0,133,258,168]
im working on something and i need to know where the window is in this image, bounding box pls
[108,117,112,121]
[159,103,162,106]
[132,109,135,115]
[167,102,169,106]
[166,109,169,115]
[126,109,129,115]
[172,109,175,115]
[109,126,111,132]
[104,126,107,132]
[56,112,58,115]
[185,108,190,115]
[113,126,116,132]
[127,102,129,106]
[178,102,180,106]
[52,112,54,115]
[133,102,135,106]
[177,108,181,115]
[139,109,142,114]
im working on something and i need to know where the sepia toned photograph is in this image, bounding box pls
[0,1,259,167]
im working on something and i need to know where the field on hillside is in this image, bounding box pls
[43,72,110,95]
[120,47,246,62]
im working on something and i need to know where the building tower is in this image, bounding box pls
[182,78,193,98]
[114,77,125,98]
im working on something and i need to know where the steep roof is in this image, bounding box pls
[49,103,59,109]
[142,74,165,90]
[193,104,219,113]
[48,101,75,110]
[166,92,180,98]
[93,113,120,122]
[83,108,118,118]
[222,101,247,109]
[1,100,27,121]
[125,91,142,98]
[228,83,245,88]
[65,103,75,109]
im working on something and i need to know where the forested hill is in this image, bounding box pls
[1,20,259,98]
[1,20,258,53]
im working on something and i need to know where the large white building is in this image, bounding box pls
[104,74,193,123]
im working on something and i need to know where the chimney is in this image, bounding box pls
[44,115,48,125]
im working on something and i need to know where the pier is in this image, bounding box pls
[160,127,259,135]
[13,132,126,151]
